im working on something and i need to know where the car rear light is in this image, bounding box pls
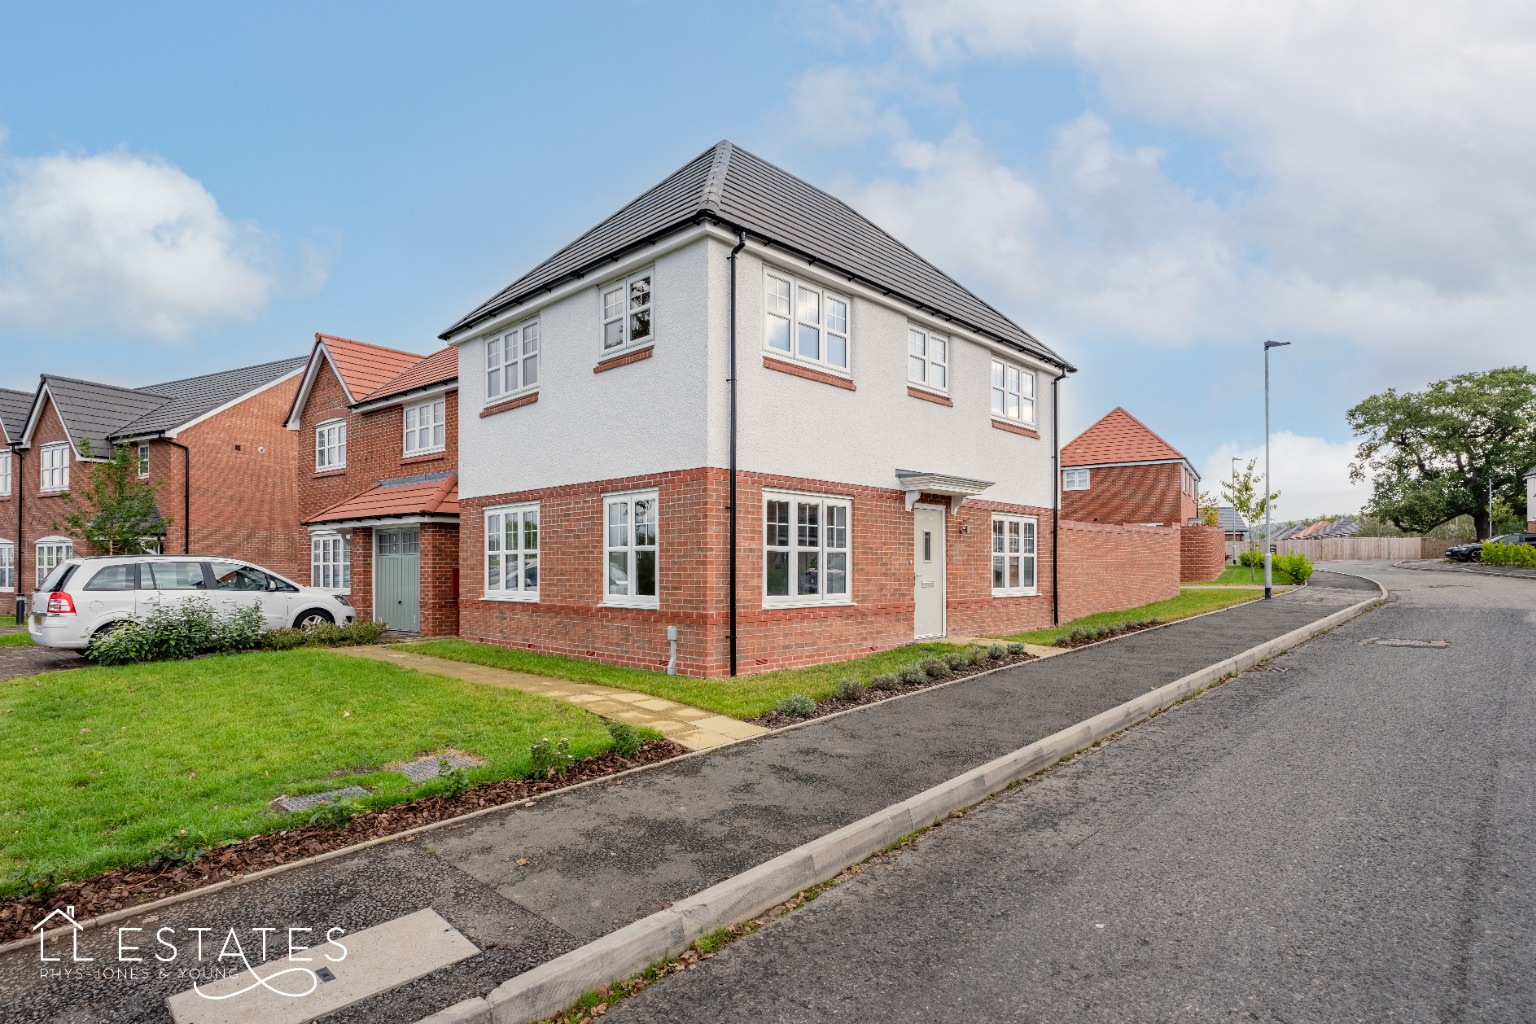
[47,592,76,615]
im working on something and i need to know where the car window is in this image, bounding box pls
[84,564,138,591]
[209,561,272,592]
[146,561,209,590]
[40,561,78,593]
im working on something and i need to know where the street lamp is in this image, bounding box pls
[1264,340,1291,599]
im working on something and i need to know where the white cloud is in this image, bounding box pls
[1201,432,1369,520]
[0,149,280,340]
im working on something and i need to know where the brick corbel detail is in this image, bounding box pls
[907,386,952,407]
[594,347,654,374]
[479,392,540,419]
[763,356,856,391]
[991,418,1040,439]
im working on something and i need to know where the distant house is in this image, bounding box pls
[1060,407,1200,527]
[0,388,36,597]
[1217,506,1249,542]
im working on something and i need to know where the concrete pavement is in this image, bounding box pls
[605,563,1536,1023]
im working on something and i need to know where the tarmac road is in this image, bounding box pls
[610,564,1536,1023]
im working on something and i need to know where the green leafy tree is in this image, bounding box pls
[1347,367,1536,538]
[1195,491,1220,527]
[1221,459,1280,582]
[53,440,169,555]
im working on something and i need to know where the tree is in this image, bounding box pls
[1347,367,1536,538]
[1220,459,1280,582]
[1195,491,1220,527]
[53,440,170,555]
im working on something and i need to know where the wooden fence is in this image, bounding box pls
[1225,537,1426,562]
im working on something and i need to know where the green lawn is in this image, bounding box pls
[1184,564,1279,586]
[406,639,967,721]
[0,631,34,648]
[1,649,624,891]
[998,587,1264,646]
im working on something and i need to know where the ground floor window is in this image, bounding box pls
[312,533,351,591]
[992,515,1037,595]
[486,503,538,599]
[0,542,13,591]
[36,539,73,588]
[764,492,851,604]
[604,490,658,607]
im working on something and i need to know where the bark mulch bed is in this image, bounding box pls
[1048,618,1163,650]
[1,739,686,943]
[752,649,1035,728]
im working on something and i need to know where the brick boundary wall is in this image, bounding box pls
[1178,524,1226,582]
[1057,520,1180,622]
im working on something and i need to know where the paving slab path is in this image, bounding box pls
[0,574,1373,1024]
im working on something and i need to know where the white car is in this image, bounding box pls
[29,555,355,651]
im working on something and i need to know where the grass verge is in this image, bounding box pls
[404,639,966,720]
[1,648,624,890]
[1184,564,1293,586]
[0,631,34,648]
[999,587,1263,646]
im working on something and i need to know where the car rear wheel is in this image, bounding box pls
[294,609,335,629]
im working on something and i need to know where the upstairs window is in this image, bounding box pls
[40,443,69,492]
[315,420,346,471]
[601,269,654,353]
[137,444,150,479]
[764,271,849,372]
[404,397,446,456]
[604,490,658,607]
[487,320,539,401]
[908,327,948,391]
[991,359,1035,425]
[1063,469,1090,491]
[764,492,851,605]
[0,451,10,496]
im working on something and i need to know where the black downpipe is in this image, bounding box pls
[12,446,22,623]
[162,438,192,553]
[727,229,747,676]
[1051,369,1067,625]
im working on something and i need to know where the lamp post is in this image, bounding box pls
[1263,340,1291,599]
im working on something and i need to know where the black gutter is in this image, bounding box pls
[728,229,747,677]
[1051,369,1068,626]
[162,437,192,554]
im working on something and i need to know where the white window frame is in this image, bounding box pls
[990,359,1036,425]
[137,443,150,479]
[485,502,539,601]
[403,397,447,457]
[907,325,948,392]
[315,419,346,471]
[0,451,11,496]
[39,443,69,492]
[36,538,72,587]
[991,514,1039,597]
[1063,468,1090,491]
[0,541,13,591]
[599,267,655,354]
[762,269,850,373]
[763,491,852,607]
[486,318,540,404]
[603,489,659,608]
[311,533,351,591]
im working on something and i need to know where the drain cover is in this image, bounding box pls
[273,786,370,814]
[393,753,481,784]
[1251,665,1290,674]
[1359,637,1449,648]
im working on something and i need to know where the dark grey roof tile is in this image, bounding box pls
[0,387,33,445]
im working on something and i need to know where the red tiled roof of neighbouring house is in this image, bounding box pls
[1295,519,1332,539]
[317,334,425,399]
[1061,407,1187,467]
[304,472,459,526]
[359,347,458,405]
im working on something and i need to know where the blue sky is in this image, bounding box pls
[4,2,1531,517]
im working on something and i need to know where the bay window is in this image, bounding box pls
[311,533,351,591]
[486,319,539,402]
[990,359,1036,425]
[404,397,446,456]
[991,515,1037,596]
[763,270,849,371]
[764,492,851,605]
[485,503,539,599]
[604,490,658,607]
[600,268,654,353]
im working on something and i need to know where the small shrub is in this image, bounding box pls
[898,666,926,686]
[869,674,901,691]
[334,620,389,646]
[528,737,574,779]
[775,694,818,717]
[835,678,865,701]
[1482,541,1536,567]
[150,826,206,868]
[987,643,1008,660]
[1007,642,1026,656]
[302,622,346,646]
[606,721,645,759]
[962,646,984,666]
[259,627,307,651]
[211,605,265,654]
[438,762,472,799]
[305,798,358,828]
[88,599,272,665]
[4,864,61,898]
[1275,551,1316,583]
[1147,617,1161,626]
[1238,548,1264,569]
[87,620,154,666]
[921,657,951,679]
[942,652,966,671]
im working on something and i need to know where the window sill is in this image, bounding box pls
[594,345,654,373]
[907,385,952,407]
[481,592,539,603]
[312,468,347,478]
[480,391,540,418]
[763,355,855,391]
[401,450,448,465]
[991,589,1041,599]
[763,598,855,610]
[991,419,1040,439]
[602,598,660,610]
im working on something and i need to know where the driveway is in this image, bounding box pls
[0,642,82,680]
[606,563,1536,1023]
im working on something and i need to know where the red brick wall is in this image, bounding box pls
[1179,524,1226,582]
[420,523,459,636]
[1057,520,1180,622]
[1061,462,1196,527]
[458,467,1057,677]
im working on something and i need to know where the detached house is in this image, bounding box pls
[286,334,460,635]
[2,360,307,604]
[1,387,35,601]
[442,140,1076,677]
[1060,407,1201,527]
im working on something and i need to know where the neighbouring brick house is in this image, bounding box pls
[286,334,460,635]
[0,387,35,605]
[443,140,1077,677]
[3,360,307,609]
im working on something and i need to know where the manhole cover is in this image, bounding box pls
[392,753,482,784]
[273,786,370,814]
[1359,637,1449,648]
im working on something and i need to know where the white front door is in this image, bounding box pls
[913,505,946,639]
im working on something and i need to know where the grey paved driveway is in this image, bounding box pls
[607,564,1536,1023]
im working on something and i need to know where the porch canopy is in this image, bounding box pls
[304,471,460,530]
[895,470,994,513]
